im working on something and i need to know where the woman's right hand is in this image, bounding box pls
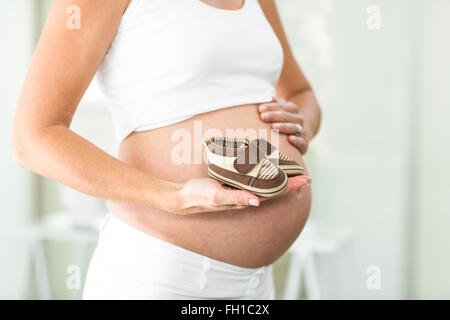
[169,176,311,215]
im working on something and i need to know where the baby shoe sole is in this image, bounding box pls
[207,167,288,198]
[279,165,305,177]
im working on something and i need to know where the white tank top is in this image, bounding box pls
[97,0,284,143]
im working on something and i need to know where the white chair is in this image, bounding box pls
[283,221,354,300]
[0,212,100,299]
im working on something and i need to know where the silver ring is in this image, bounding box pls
[296,124,303,136]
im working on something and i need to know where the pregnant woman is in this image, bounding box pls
[13,0,321,299]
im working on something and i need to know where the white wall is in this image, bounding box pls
[277,0,412,298]
[0,0,37,298]
[415,0,450,299]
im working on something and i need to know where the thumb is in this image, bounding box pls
[215,189,260,207]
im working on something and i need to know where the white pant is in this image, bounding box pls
[83,213,275,300]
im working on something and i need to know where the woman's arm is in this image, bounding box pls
[258,0,322,154]
[12,0,270,214]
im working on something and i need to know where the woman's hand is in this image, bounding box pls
[169,175,311,215]
[258,97,311,155]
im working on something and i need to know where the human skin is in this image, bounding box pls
[12,0,321,268]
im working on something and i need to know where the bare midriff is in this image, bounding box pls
[108,104,311,268]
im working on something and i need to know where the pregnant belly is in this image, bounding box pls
[108,104,311,268]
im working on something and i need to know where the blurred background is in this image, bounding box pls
[1,0,449,299]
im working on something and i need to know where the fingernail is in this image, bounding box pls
[261,112,268,119]
[249,199,259,206]
[295,180,308,188]
[259,105,266,112]
[272,123,281,129]
[300,176,312,184]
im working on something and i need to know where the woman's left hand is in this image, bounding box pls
[258,97,310,155]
